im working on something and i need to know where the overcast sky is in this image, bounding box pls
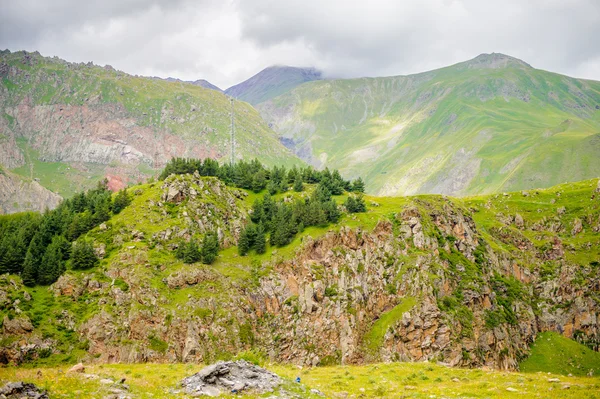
[1,0,599,89]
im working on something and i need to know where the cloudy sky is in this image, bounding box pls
[1,0,599,89]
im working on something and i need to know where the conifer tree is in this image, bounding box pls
[238,229,251,256]
[254,225,267,254]
[71,240,98,270]
[112,188,131,214]
[293,175,304,192]
[182,240,201,264]
[200,232,219,264]
[38,237,66,285]
[352,177,365,193]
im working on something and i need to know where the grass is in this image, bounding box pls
[1,362,598,398]
[364,297,417,352]
[520,332,600,376]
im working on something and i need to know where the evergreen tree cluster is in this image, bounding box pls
[0,180,131,286]
[344,194,367,213]
[159,157,365,195]
[175,232,220,264]
[238,181,342,253]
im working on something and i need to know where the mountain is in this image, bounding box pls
[225,65,322,105]
[258,53,600,196]
[0,50,302,211]
[163,77,223,91]
[1,170,598,373]
[0,169,61,214]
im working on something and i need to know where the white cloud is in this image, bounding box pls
[0,0,599,88]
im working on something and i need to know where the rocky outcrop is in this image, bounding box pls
[181,360,282,396]
[0,171,61,214]
[0,382,49,399]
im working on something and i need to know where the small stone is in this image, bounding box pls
[451,377,460,382]
[67,363,85,373]
[547,378,560,382]
[100,379,114,385]
[506,387,518,392]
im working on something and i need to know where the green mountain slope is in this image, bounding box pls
[258,53,600,196]
[0,50,301,205]
[225,65,322,105]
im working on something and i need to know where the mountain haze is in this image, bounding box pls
[225,65,322,105]
[259,53,600,196]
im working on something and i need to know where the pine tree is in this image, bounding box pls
[344,194,367,213]
[112,189,130,214]
[22,234,44,286]
[21,250,38,287]
[352,177,365,193]
[293,175,304,192]
[267,180,278,195]
[38,237,65,285]
[200,232,219,264]
[71,240,98,270]
[182,240,201,264]
[238,229,250,256]
[251,170,267,193]
[254,225,266,254]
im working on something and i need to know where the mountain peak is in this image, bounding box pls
[225,65,322,105]
[465,53,532,69]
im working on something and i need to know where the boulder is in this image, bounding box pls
[2,316,33,335]
[0,381,49,399]
[67,362,85,373]
[181,360,281,396]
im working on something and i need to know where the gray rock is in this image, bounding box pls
[0,381,49,399]
[181,360,281,396]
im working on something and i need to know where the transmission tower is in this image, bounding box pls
[230,97,235,165]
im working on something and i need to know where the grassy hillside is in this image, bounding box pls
[0,50,302,202]
[520,332,600,376]
[259,53,600,196]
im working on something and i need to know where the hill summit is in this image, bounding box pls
[225,65,322,105]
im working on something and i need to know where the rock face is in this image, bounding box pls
[0,171,61,214]
[1,176,598,371]
[0,382,49,399]
[181,360,281,396]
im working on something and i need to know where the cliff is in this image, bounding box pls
[1,175,598,371]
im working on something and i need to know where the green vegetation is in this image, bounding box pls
[259,53,600,197]
[0,180,127,286]
[364,297,417,352]
[1,361,598,398]
[520,332,600,376]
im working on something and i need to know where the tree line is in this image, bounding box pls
[0,181,131,286]
[159,157,366,195]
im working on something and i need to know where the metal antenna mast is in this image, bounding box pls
[230,97,235,165]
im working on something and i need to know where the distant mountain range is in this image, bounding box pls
[224,66,322,105]
[258,53,600,196]
[162,77,223,92]
[2,49,600,211]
